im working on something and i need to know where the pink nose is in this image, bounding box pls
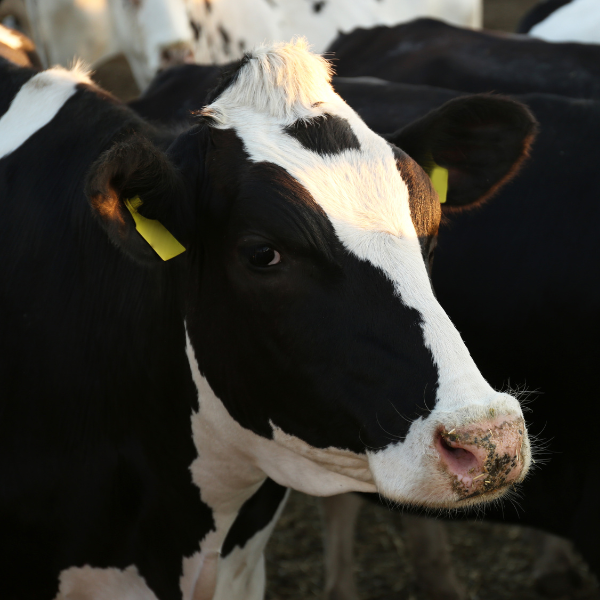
[435,416,526,499]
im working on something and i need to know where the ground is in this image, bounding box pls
[265,492,599,600]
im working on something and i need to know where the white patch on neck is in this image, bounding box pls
[182,331,375,599]
[0,64,92,160]
[202,41,530,506]
[530,0,600,45]
[55,565,158,600]
[0,24,23,50]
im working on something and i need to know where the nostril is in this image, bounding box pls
[436,432,479,475]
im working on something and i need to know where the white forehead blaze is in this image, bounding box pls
[203,40,512,420]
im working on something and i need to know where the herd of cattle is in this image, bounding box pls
[1,0,599,599]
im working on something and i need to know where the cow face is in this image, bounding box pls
[88,41,536,510]
[108,0,194,89]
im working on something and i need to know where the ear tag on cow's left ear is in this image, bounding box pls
[429,163,448,204]
[124,196,185,261]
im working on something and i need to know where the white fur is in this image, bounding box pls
[188,0,481,65]
[189,0,280,65]
[0,64,91,160]
[108,0,194,89]
[278,0,482,53]
[54,565,158,600]
[24,0,114,70]
[0,22,23,49]
[529,0,600,45]
[23,0,194,90]
[200,40,530,507]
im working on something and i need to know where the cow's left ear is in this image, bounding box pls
[386,95,538,209]
[86,134,188,264]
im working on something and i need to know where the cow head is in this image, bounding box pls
[108,0,194,89]
[87,41,536,510]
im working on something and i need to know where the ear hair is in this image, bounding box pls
[388,95,538,210]
[86,134,186,263]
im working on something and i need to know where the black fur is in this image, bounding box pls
[221,478,287,557]
[284,114,361,155]
[386,95,537,207]
[0,62,213,599]
[329,18,600,100]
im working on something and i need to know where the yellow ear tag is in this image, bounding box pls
[429,164,448,204]
[124,196,185,261]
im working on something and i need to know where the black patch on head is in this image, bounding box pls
[190,20,201,40]
[204,54,251,105]
[221,478,287,557]
[313,0,325,12]
[204,0,212,12]
[284,114,361,156]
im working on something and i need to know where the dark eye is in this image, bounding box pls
[249,246,281,267]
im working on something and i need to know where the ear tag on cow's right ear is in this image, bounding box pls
[124,196,186,261]
[429,163,448,204]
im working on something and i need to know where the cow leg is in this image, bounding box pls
[402,515,466,600]
[320,493,363,600]
[528,529,583,598]
[214,479,289,600]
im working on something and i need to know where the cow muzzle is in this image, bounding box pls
[435,415,526,500]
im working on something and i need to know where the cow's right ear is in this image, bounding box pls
[86,135,188,264]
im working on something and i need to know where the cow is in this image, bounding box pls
[518,0,600,45]
[21,0,195,89]
[328,18,600,100]
[7,0,482,93]
[0,40,535,599]
[131,66,545,599]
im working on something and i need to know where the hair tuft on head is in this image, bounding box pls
[200,38,335,126]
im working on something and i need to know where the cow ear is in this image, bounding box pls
[86,135,188,264]
[386,95,537,209]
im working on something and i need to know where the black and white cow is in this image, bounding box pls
[518,0,600,45]
[0,40,535,600]
[328,18,600,100]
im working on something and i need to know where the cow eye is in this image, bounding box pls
[249,246,281,267]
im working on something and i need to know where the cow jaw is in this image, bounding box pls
[186,332,376,501]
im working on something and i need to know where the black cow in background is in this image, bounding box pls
[517,0,600,46]
[329,18,600,100]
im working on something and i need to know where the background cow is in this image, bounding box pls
[329,18,600,100]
